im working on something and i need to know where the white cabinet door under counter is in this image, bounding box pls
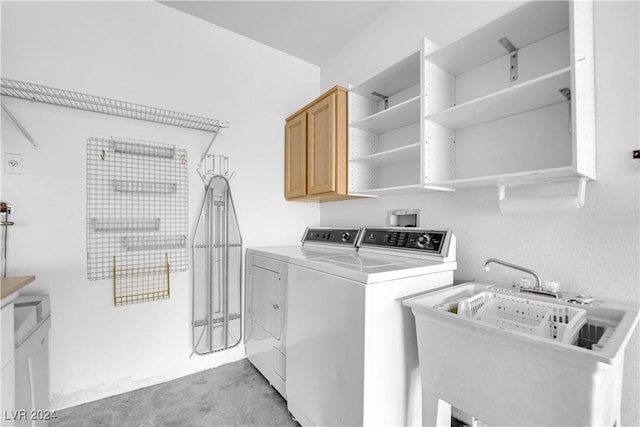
[1,276,52,427]
[2,276,36,427]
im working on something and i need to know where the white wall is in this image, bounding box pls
[320,1,640,426]
[1,1,320,409]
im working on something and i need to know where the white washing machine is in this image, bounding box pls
[244,227,361,398]
[285,227,457,427]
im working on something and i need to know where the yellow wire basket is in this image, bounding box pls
[113,253,170,306]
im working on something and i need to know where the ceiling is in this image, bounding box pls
[160,1,397,66]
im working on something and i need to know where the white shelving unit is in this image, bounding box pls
[349,48,439,195]
[424,0,595,190]
[347,0,595,203]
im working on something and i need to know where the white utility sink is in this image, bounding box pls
[403,281,639,427]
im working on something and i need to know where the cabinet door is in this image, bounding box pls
[248,264,283,340]
[307,93,336,195]
[285,112,307,198]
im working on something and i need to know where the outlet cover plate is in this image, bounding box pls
[5,153,23,174]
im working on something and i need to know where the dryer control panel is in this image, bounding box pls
[359,228,449,255]
[302,228,361,247]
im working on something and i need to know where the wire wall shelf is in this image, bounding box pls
[91,218,160,233]
[87,137,188,306]
[113,254,170,306]
[113,180,178,194]
[111,138,176,158]
[1,78,228,133]
[123,235,187,252]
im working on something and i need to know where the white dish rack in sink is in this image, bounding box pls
[404,281,639,427]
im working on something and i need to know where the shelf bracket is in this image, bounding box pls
[558,88,572,100]
[498,37,518,82]
[371,91,389,110]
[498,179,587,214]
[1,102,36,147]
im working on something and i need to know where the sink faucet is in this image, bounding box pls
[483,257,544,292]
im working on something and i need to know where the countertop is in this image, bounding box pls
[1,276,36,300]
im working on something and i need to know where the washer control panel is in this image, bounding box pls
[359,228,448,254]
[302,228,361,247]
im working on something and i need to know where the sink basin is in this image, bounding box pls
[403,281,639,426]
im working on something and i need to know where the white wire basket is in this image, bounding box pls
[454,291,587,343]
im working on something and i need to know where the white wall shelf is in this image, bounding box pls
[350,183,451,197]
[425,1,569,76]
[349,51,421,99]
[431,166,578,189]
[426,67,571,130]
[350,96,420,134]
[350,143,420,166]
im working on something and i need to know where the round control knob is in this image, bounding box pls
[416,233,431,248]
[341,232,351,242]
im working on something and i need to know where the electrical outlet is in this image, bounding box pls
[5,153,23,174]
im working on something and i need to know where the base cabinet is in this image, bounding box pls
[285,86,358,202]
[245,253,287,398]
[1,296,17,427]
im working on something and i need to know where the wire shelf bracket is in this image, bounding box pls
[1,102,36,147]
[1,78,229,133]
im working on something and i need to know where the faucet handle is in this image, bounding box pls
[0,202,13,214]
[544,280,560,293]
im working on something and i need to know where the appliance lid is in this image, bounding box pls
[287,251,457,284]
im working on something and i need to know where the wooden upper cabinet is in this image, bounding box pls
[307,92,336,195]
[284,86,355,202]
[285,112,307,198]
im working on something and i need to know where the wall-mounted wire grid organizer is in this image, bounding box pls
[439,291,587,344]
[87,137,188,306]
[1,78,228,133]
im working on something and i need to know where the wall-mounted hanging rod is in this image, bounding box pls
[498,179,587,214]
[1,102,36,147]
[1,78,228,133]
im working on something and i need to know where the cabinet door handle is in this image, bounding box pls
[273,304,280,310]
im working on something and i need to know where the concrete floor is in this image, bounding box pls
[52,359,298,427]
